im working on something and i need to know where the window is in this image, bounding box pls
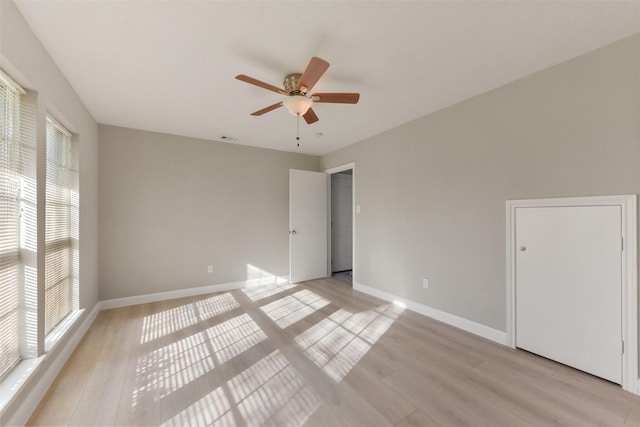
[0,75,23,379]
[45,117,78,335]
[0,68,81,390]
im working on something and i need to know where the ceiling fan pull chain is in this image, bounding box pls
[296,114,300,146]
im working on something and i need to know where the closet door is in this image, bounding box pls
[515,205,622,383]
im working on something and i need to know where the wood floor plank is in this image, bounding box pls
[69,305,141,425]
[626,405,640,426]
[384,364,534,427]
[344,362,415,424]
[474,358,628,425]
[28,278,640,426]
[395,409,445,427]
[27,309,115,426]
[470,361,625,427]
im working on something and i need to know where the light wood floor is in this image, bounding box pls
[29,277,640,426]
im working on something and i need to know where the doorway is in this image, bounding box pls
[325,163,355,285]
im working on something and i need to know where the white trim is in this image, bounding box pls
[506,194,638,394]
[100,276,289,310]
[0,358,44,418]
[353,281,507,345]
[621,195,638,394]
[324,162,356,283]
[46,115,72,137]
[506,200,516,348]
[44,310,84,352]
[0,68,26,94]
[3,304,100,426]
[324,162,355,175]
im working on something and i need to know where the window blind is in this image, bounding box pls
[0,77,22,378]
[45,117,76,335]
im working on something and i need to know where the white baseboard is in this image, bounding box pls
[100,275,290,310]
[353,281,508,346]
[5,304,100,427]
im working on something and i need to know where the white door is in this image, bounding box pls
[515,205,622,383]
[331,173,353,272]
[289,169,327,283]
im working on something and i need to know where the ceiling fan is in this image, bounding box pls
[235,57,360,125]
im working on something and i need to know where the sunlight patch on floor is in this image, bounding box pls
[140,304,197,345]
[241,283,296,302]
[159,385,235,427]
[130,282,401,424]
[229,350,321,426]
[141,293,239,344]
[134,313,267,408]
[204,313,267,364]
[295,304,403,382]
[133,331,216,405]
[159,350,320,427]
[195,293,240,321]
[260,289,330,328]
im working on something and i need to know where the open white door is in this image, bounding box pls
[290,169,327,283]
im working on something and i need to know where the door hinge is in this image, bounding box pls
[622,340,625,354]
[621,237,624,251]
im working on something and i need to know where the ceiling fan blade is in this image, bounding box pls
[236,74,286,95]
[303,108,319,124]
[297,57,330,92]
[251,102,283,116]
[312,93,360,104]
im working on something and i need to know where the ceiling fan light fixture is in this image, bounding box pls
[283,95,312,116]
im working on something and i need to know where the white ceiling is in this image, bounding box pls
[14,1,640,156]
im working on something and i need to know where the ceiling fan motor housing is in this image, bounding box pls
[284,73,304,95]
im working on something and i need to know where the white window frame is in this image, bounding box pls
[0,69,25,381]
[44,115,78,336]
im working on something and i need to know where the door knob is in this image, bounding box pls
[520,246,526,251]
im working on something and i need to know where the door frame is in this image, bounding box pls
[506,194,637,393]
[325,162,356,282]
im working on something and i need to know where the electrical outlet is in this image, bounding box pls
[423,278,429,289]
[207,265,213,273]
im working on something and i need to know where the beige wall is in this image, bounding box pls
[98,125,320,300]
[321,33,640,332]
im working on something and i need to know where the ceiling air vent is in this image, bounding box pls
[218,135,238,143]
